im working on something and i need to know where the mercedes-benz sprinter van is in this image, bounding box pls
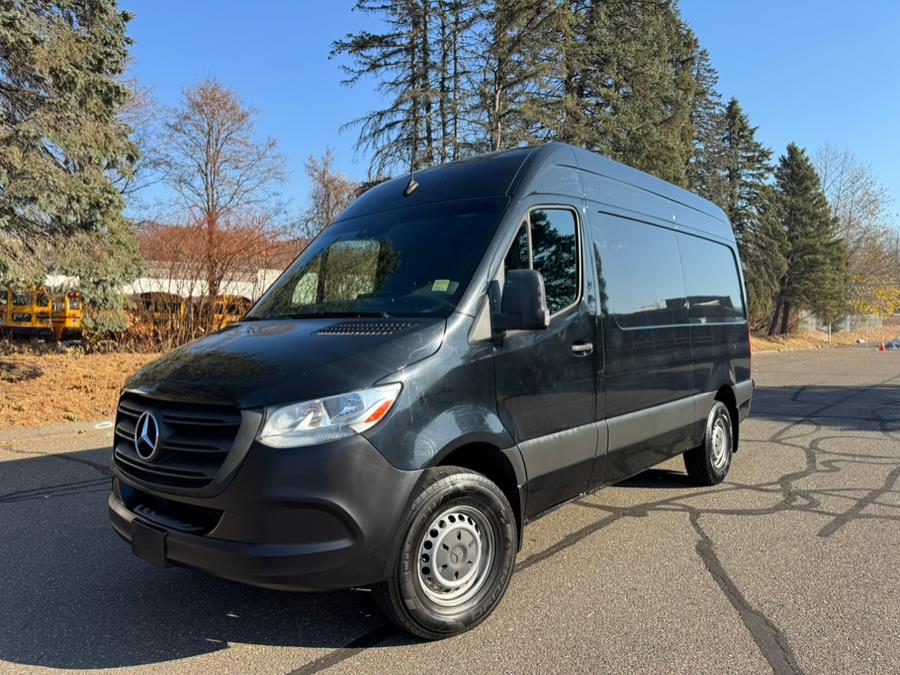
[109,142,752,639]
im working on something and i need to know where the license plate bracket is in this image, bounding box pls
[131,520,168,567]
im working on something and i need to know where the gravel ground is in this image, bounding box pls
[0,348,898,674]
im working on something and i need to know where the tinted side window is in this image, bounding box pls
[530,209,578,314]
[593,217,688,328]
[502,208,580,315]
[678,234,746,323]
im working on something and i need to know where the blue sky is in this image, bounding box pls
[121,0,900,223]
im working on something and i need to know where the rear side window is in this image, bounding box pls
[678,234,746,323]
[502,208,580,315]
[592,217,688,328]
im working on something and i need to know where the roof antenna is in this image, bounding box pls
[404,137,419,196]
[404,174,419,196]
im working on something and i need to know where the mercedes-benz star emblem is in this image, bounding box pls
[134,411,160,461]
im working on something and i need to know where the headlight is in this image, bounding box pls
[257,383,402,448]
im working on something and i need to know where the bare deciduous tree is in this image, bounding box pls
[302,149,358,239]
[111,81,166,208]
[128,215,300,350]
[814,145,896,290]
[162,79,286,299]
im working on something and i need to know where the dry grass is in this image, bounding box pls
[752,325,900,352]
[1,317,898,430]
[0,351,158,429]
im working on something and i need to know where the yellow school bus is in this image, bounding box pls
[51,291,84,341]
[213,295,251,329]
[1,287,53,337]
[136,292,187,327]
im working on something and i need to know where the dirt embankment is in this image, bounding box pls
[0,351,158,430]
[751,326,900,352]
[2,322,899,430]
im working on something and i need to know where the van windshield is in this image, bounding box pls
[247,198,507,320]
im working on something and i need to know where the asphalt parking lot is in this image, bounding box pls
[1,348,899,674]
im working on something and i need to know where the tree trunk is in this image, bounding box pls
[409,21,419,171]
[205,210,220,302]
[492,81,502,151]
[767,298,782,336]
[779,299,792,335]
[451,4,460,160]
[421,0,434,165]
[438,4,449,164]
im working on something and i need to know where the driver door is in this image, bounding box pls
[494,205,599,517]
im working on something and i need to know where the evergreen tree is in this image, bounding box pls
[332,0,481,175]
[741,185,788,326]
[471,0,559,151]
[769,144,849,335]
[721,99,772,245]
[335,0,700,183]
[712,98,788,326]
[687,48,728,206]
[0,0,142,337]
[526,0,699,185]
[603,0,697,186]
[332,0,430,174]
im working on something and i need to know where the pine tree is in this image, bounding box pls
[721,99,772,246]
[741,186,788,326]
[332,0,482,175]
[605,0,698,186]
[531,0,699,185]
[0,0,142,337]
[687,48,728,206]
[332,0,429,174]
[712,98,788,326]
[769,144,849,335]
[470,0,559,152]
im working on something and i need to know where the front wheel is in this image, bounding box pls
[684,400,734,485]
[373,466,517,640]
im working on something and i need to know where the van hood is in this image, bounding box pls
[124,318,446,409]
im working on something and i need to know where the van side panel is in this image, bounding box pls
[676,232,752,438]
[585,207,696,486]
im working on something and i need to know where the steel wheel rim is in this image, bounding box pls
[416,504,495,607]
[710,411,731,471]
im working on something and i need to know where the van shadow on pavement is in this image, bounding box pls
[0,446,414,670]
[2,375,900,670]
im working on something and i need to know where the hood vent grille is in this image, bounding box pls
[316,320,418,336]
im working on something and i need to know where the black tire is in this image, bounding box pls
[373,466,518,640]
[684,400,734,485]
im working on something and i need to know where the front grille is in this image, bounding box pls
[316,320,418,336]
[118,481,222,534]
[114,394,243,490]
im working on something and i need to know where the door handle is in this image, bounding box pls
[571,341,594,355]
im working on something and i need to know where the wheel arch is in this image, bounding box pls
[432,440,526,548]
[713,384,739,452]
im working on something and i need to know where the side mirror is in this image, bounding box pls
[490,269,550,337]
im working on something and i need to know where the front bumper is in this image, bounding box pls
[109,434,422,591]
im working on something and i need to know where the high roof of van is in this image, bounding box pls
[337,142,734,242]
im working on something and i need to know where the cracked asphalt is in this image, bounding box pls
[1,348,899,674]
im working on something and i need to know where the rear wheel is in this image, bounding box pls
[684,400,733,485]
[373,466,517,640]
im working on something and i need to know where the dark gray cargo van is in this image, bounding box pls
[109,142,752,639]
